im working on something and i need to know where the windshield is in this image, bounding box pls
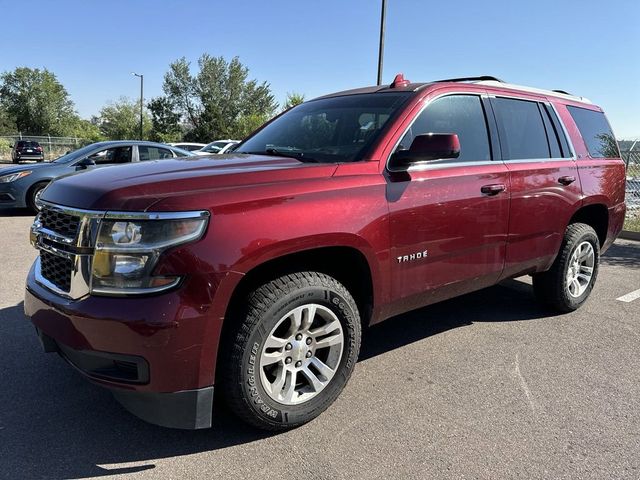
[235,92,411,163]
[170,146,196,157]
[201,141,231,153]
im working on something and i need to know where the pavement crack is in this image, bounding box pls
[514,352,537,414]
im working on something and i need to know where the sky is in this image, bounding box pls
[1,0,638,138]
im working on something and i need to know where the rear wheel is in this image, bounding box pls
[27,182,49,213]
[221,272,361,430]
[532,223,600,312]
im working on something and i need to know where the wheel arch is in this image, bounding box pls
[224,245,376,331]
[568,203,609,247]
[25,178,52,207]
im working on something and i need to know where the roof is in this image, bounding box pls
[91,140,175,146]
[313,75,592,105]
[475,80,592,104]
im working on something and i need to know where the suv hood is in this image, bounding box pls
[42,154,338,211]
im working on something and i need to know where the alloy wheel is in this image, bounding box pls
[566,241,595,298]
[259,303,344,405]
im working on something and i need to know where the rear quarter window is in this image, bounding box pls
[567,106,618,158]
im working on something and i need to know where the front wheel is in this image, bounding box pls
[28,182,49,213]
[221,272,361,430]
[532,223,600,312]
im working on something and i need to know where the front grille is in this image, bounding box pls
[40,206,81,239]
[33,202,103,299]
[40,250,73,292]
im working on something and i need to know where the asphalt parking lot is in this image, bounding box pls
[1,209,639,480]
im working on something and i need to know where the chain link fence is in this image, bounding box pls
[0,135,91,162]
[622,150,640,232]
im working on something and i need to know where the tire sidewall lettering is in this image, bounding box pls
[241,284,360,424]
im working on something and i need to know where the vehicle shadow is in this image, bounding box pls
[600,241,640,269]
[361,278,544,360]
[0,279,549,478]
[0,208,34,217]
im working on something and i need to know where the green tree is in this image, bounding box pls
[147,96,181,142]
[282,92,305,111]
[162,54,277,141]
[96,97,151,140]
[0,104,16,133]
[0,67,76,135]
[65,117,104,142]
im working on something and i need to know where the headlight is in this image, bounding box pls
[0,171,32,183]
[91,212,209,295]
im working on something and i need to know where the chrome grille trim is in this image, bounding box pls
[32,201,105,299]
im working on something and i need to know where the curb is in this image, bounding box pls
[620,230,640,241]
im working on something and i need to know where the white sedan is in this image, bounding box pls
[194,140,240,155]
[168,142,207,152]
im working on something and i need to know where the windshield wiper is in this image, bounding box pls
[247,148,318,163]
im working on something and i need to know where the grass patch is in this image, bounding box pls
[624,211,640,232]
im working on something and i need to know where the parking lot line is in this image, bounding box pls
[616,288,640,303]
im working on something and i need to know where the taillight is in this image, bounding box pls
[36,147,43,152]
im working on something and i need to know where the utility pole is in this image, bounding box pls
[131,72,144,140]
[376,0,387,85]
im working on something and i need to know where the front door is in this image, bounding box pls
[386,92,510,316]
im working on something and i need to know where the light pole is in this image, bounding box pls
[376,0,387,85]
[131,72,144,140]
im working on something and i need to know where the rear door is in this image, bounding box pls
[137,145,175,161]
[488,95,582,278]
[386,91,510,315]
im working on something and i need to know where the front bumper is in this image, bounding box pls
[24,263,230,429]
[0,183,26,208]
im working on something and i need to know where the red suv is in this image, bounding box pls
[25,75,626,430]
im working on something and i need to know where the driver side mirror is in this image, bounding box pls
[388,133,460,172]
[75,157,96,170]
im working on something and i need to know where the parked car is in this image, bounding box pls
[194,139,240,155]
[26,75,626,431]
[168,142,207,152]
[0,140,194,212]
[11,140,44,163]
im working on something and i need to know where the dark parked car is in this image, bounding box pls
[0,140,194,212]
[26,75,625,431]
[12,140,44,163]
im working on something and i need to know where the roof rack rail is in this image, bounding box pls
[435,75,505,83]
[552,89,571,95]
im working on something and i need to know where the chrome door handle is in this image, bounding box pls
[558,175,576,186]
[481,184,506,195]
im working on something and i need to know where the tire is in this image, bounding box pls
[221,272,361,430]
[27,182,49,213]
[532,223,600,312]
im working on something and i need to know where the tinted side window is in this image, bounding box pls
[540,105,562,158]
[139,146,174,161]
[398,95,491,162]
[567,106,618,158]
[89,146,132,164]
[544,104,572,158]
[493,98,549,159]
